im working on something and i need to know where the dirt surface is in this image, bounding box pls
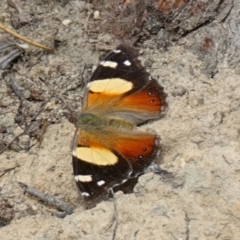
[0,0,240,239]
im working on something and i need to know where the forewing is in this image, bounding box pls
[82,44,167,124]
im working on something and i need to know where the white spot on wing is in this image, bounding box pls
[88,78,133,94]
[81,192,90,197]
[75,175,93,182]
[72,150,77,157]
[113,49,121,53]
[76,147,118,165]
[149,75,152,80]
[100,61,118,68]
[161,106,166,111]
[97,180,105,186]
[123,60,131,66]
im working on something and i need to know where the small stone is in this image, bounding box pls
[44,100,56,111]
[171,157,186,168]
[14,126,23,136]
[172,86,186,97]
[93,10,100,20]
[19,135,30,145]
[62,19,72,26]
[23,90,31,99]
[138,172,154,187]
[15,203,28,211]
[144,59,153,68]
[31,205,38,211]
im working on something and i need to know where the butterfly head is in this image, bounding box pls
[76,112,102,128]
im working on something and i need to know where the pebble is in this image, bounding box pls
[93,10,100,20]
[62,19,72,26]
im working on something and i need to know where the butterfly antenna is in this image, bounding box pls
[38,77,74,113]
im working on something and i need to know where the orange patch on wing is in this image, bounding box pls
[117,89,161,113]
[115,134,156,159]
[85,92,121,110]
[77,130,98,147]
[113,132,159,175]
[116,79,165,114]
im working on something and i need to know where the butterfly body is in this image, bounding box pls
[76,112,134,129]
[72,44,167,199]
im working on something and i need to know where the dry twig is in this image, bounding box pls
[0,23,52,52]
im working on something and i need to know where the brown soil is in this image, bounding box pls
[0,0,240,239]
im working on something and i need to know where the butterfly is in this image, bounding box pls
[72,44,167,200]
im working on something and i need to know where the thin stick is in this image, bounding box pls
[0,165,19,178]
[0,23,52,52]
[38,119,48,148]
[19,182,74,216]
[109,188,118,240]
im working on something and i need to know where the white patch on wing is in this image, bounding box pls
[149,75,152,80]
[123,60,131,66]
[81,192,90,197]
[76,147,118,165]
[100,60,118,68]
[97,180,105,186]
[113,49,121,53]
[122,179,128,184]
[75,175,93,182]
[88,78,133,94]
[72,150,77,157]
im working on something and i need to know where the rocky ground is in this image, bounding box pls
[0,0,240,239]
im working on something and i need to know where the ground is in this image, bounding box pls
[0,0,240,239]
